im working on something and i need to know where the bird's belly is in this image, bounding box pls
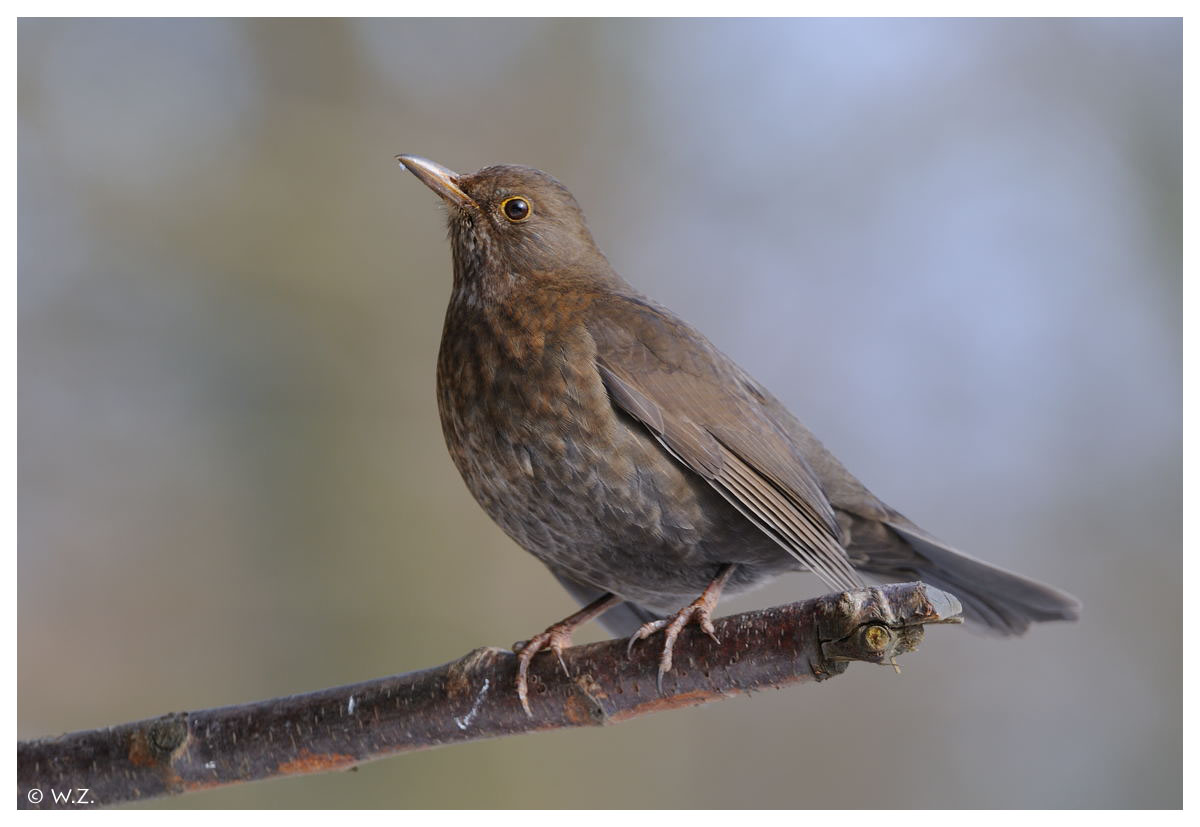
[438,364,794,608]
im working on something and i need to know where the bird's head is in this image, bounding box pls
[397,155,613,302]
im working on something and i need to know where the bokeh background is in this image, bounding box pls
[18,18,1180,808]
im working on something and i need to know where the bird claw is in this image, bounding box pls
[627,599,722,693]
[514,625,574,716]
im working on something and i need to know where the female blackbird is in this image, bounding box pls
[397,155,1080,712]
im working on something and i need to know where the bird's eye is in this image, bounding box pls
[500,196,531,222]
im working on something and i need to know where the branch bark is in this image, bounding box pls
[17,581,961,809]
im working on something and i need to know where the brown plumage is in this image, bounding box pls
[397,155,1080,710]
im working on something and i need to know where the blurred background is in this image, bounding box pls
[18,18,1180,808]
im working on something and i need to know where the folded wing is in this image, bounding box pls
[589,295,863,593]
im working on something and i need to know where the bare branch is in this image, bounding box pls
[17,582,961,809]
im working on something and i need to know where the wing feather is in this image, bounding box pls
[590,296,863,593]
[713,450,862,591]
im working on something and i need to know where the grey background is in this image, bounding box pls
[19,18,1180,808]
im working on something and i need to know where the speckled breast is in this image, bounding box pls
[434,296,792,611]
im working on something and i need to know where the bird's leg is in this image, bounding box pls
[512,592,622,716]
[627,564,737,691]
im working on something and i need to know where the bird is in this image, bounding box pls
[396,154,1081,713]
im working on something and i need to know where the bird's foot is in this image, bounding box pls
[627,593,722,693]
[510,592,621,716]
[512,624,575,716]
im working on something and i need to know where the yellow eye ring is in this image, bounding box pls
[500,196,532,222]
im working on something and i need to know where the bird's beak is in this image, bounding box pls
[396,155,475,208]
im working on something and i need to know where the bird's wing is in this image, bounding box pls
[588,294,863,593]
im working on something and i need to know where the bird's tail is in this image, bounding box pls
[874,520,1081,636]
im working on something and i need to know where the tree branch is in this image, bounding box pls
[17,581,961,809]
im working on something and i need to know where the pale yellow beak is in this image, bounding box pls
[396,155,475,208]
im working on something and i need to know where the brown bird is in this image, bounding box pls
[397,155,1080,713]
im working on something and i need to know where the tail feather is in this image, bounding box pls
[884,520,1081,636]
